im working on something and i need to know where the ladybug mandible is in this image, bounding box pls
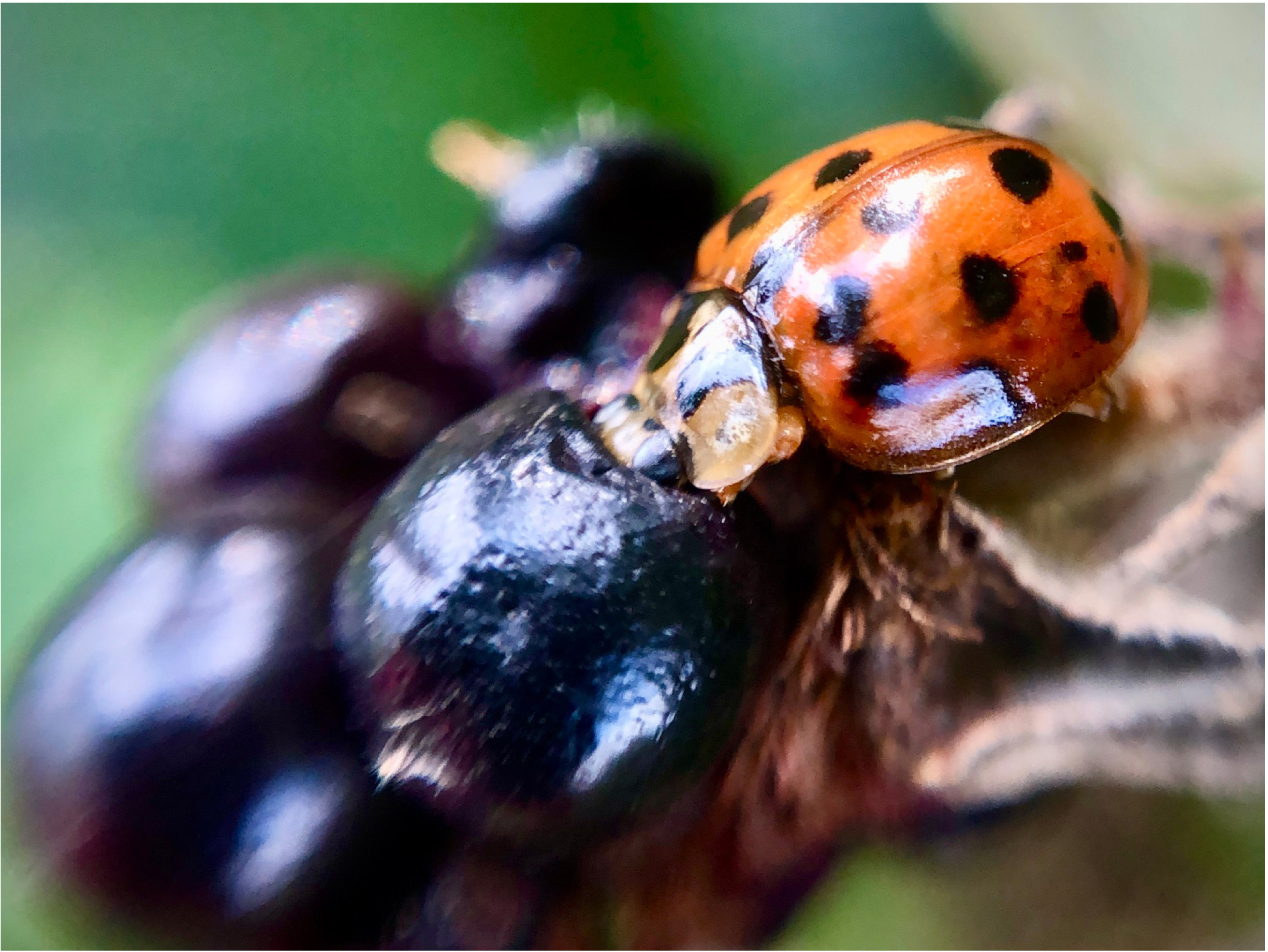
[597,120,1149,491]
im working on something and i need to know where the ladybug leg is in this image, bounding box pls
[769,406,807,464]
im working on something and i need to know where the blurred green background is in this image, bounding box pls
[3,5,1262,948]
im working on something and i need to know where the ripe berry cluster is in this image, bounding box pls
[9,126,771,948]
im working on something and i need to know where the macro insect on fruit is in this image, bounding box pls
[8,90,1262,950]
[334,101,1261,946]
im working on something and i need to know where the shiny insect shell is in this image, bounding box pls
[599,120,1150,491]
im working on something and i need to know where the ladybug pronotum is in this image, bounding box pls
[598,120,1149,491]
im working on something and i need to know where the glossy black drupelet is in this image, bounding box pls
[142,273,494,515]
[8,511,448,947]
[336,391,768,845]
[487,135,719,280]
[428,134,720,392]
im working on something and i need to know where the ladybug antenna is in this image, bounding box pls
[430,120,531,197]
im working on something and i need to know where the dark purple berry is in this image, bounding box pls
[142,272,494,515]
[427,133,719,397]
[213,752,449,948]
[8,510,447,945]
[336,390,773,847]
[487,134,718,280]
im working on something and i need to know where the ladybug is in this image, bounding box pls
[597,120,1149,491]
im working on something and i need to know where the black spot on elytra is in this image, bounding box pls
[846,342,910,408]
[814,275,871,345]
[646,293,708,372]
[727,193,771,242]
[990,147,1052,203]
[814,149,872,189]
[642,417,662,432]
[1080,282,1119,343]
[1059,241,1088,262]
[960,254,1020,323]
[1092,190,1125,241]
[860,193,922,235]
[960,358,1026,416]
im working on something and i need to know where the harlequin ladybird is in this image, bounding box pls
[598,120,1149,490]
